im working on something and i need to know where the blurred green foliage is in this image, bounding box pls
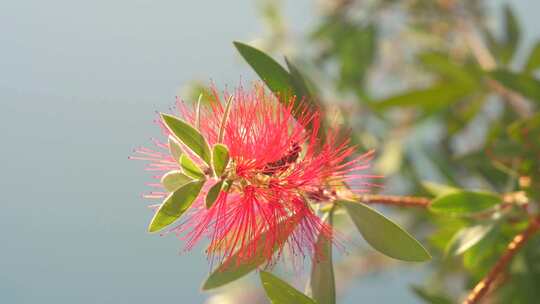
[187,1,540,303]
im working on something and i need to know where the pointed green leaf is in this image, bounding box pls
[212,144,230,177]
[167,136,183,164]
[205,180,223,209]
[233,42,322,133]
[524,41,540,74]
[284,57,321,113]
[260,271,316,304]
[430,191,502,215]
[233,41,291,99]
[202,218,301,290]
[284,58,324,136]
[491,69,540,104]
[446,224,494,256]
[340,200,431,262]
[418,52,478,85]
[372,83,475,112]
[160,170,192,192]
[161,113,211,165]
[285,58,313,101]
[148,180,205,233]
[180,154,205,179]
[309,212,335,304]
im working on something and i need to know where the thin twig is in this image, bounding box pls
[462,215,540,304]
[358,194,431,207]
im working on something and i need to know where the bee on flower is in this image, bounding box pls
[131,83,376,268]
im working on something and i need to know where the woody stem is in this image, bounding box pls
[357,194,431,207]
[462,215,540,304]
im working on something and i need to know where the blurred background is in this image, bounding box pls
[2,0,540,303]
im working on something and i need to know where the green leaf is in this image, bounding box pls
[446,224,494,256]
[285,58,325,138]
[421,181,459,197]
[205,180,223,209]
[340,200,431,262]
[167,136,183,164]
[284,58,313,100]
[260,271,316,304]
[309,212,336,304]
[524,41,540,74]
[233,42,322,133]
[217,96,233,143]
[212,144,230,177]
[462,226,504,279]
[501,4,521,64]
[372,83,475,112]
[148,180,205,233]
[491,69,540,103]
[160,170,192,192]
[411,285,454,304]
[430,191,502,215]
[180,154,205,179]
[233,41,291,99]
[202,218,300,290]
[161,113,212,165]
[418,52,478,85]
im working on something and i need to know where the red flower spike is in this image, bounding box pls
[131,83,378,268]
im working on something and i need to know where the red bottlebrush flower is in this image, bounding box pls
[131,84,377,268]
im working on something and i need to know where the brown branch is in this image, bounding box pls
[358,194,431,208]
[462,215,540,304]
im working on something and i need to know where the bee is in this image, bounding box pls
[262,142,301,175]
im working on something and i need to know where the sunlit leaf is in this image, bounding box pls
[260,271,316,304]
[524,41,540,74]
[430,191,502,215]
[309,212,335,304]
[161,113,212,165]
[205,180,223,209]
[180,154,205,179]
[491,69,540,103]
[463,226,505,279]
[340,200,431,262]
[202,218,301,290]
[160,170,192,192]
[446,224,494,256]
[148,180,205,233]
[212,144,230,177]
[168,136,183,164]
